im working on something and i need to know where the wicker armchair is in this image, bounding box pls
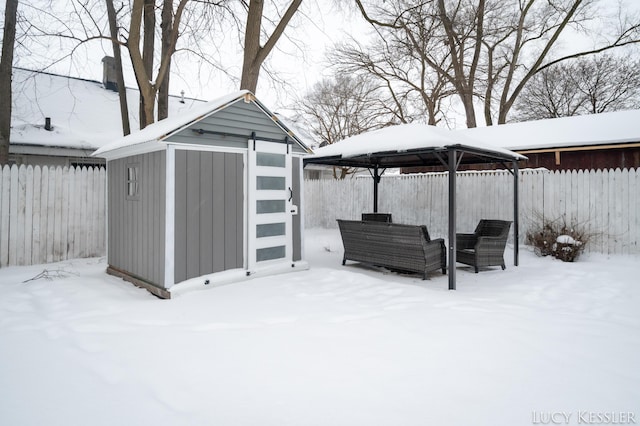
[456,219,512,273]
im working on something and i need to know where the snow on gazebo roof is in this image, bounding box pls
[306,122,525,169]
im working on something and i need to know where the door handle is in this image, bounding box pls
[288,187,293,202]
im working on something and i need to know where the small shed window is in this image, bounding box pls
[126,164,140,200]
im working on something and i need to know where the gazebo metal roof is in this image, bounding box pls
[304,123,527,290]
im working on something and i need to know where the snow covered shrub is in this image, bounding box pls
[526,215,591,262]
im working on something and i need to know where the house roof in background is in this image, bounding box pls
[11,67,206,151]
[12,68,312,157]
[457,109,640,151]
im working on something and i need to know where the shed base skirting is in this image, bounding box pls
[107,266,171,299]
[107,261,310,299]
[169,260,310,298]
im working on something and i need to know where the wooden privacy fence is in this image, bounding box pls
[304,168,640,256]
[1,165,637,267]
[0,164,106,267]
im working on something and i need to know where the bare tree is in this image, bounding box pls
[15,0,227,130]
[479,0,640,123]
[513,54,640,121]
[353,0,640,126]
[105,0,130,135]
[337,1,455,126]
[355,0,485,127]
[512,65,585,120]
[296,74,398,178]
[240,0,302,93]
[576,55,640,114]
[126,0,189,128]
[0,0,19,165]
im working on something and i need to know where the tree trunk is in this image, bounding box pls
[140,0,155,128]
[141,86,156,127]
[240,0,264,93]
[0,0,19,165]
[106,0,131,136]
[158,0,172,121]
[240,0,301,93]
[437,0,478,128]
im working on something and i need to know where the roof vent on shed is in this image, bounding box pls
[101,56,118,92]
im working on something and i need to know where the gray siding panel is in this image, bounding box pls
[199,152,214,275]
[166,101,307,154]
[224,153,237,269]
[174,151,187,282]
[157,157,166,285]
[107,151,166,288]
[236,154,244,264]
[174,150,244,283]
[186,151,201,280]
[211,153,226,273]
[292,157,302,261]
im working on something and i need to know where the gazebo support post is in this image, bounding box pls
[513,160,520,266]
[373,165,379,213]
[448,148,457,291]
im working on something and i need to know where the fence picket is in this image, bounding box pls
[40,167,49,264]
[31,166,42,265]
[0,166,9,266]
[60,167,70,261]
[9,166,19,265]
[24,166,34,265]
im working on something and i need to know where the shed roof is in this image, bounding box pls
[94,91,311,157]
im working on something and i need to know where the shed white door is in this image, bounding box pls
[247,139,294,270]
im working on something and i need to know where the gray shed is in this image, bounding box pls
[94,91,312,298]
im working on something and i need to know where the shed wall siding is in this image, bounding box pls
[167,101,306,154]
[108,151,166,288]
[292,157,302,261]
[174,150,244,283]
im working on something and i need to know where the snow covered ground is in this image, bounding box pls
[1,228,639,426]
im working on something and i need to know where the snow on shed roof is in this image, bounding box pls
[94,91,311,157]
[457,109,640,151]
[309,122,525,163]
[93,91,251,156]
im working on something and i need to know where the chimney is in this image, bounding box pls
[45,117,52,131]
[101,56,118,92]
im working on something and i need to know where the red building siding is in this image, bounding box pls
[403,145,640,173]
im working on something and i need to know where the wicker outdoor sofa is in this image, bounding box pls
[337,219,447,279]
[456,219,512,273]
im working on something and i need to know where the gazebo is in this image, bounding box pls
[303,123,527,290]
